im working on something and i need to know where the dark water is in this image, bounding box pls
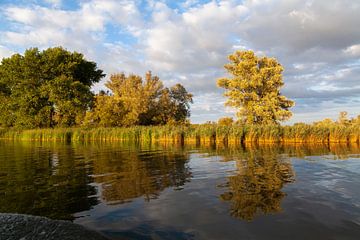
[1,141,360,240]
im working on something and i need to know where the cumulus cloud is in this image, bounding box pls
[1,0,144,82]
[144,1,247,73]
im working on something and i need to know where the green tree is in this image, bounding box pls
[0,47,104,128]
[155,84,193,125]
[169,84,193,123]
[217,50,294,125]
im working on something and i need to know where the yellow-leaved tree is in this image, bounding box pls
[217,50,294,125]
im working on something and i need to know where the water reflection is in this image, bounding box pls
[0,141,98,220]
[218,146,295,220]
[90,144,191,204]
[0,142,192,220]
[0,140,359,226]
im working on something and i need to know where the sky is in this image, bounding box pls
[0,0,359,124]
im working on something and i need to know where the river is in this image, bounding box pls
[1,141,359,239]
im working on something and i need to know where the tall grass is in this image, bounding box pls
[0,124,359,144]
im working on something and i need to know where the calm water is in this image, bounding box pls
[1,141,360,240]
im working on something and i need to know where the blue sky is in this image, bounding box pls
[0,0,360,124]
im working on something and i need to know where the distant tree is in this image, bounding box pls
[314,118,334,127]
[0,47,104,128]
[217,50,294,125]
[168,84,193,123]
[338,111,350,125]
[218,117,234,126]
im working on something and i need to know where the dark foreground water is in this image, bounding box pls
[1,141,360,240]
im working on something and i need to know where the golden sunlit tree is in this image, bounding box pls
[218,117,234,126]
[217,50,294,125]
[84,71,193,127]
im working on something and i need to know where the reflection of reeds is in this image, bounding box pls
[0,124,359,144]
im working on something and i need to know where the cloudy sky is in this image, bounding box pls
[0,0,359,124]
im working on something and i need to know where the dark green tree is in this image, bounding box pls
[0,47,104,128]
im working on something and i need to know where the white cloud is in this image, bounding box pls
[144,1,248,73]
[344,44,360,57]
[0,0,144,80]
[2,0,143,48]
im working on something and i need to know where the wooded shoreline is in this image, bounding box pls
[1,124,359,144]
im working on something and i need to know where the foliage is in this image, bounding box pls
[85,71,193,127]
[0,47,104,128]
[218,117,234,126]
[217,50,294,125]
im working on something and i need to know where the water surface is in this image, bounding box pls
[1,141,360,239]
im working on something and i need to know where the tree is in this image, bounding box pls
[0,47,104,128]
[169,84,193,123]
[217,50,294,125]
[105,71,164,126]
[218,117,234,126]
[338,111,350,125]
[155,84,193,125]
[85,71,193,127]
[84,91,127,127]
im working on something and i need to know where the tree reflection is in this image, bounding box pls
[0,142,98,220]
[90,144,191,203]
[219,145,295,221]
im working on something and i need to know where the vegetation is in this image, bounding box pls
[0,47,104,128]
[217,50,294,125]
[0,47,193,129]
[1,112,359,144]
[84,71,193,127]
[0,47,358,145]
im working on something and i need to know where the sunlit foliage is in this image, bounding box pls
[217,50,294,125]
[85,71,193,127]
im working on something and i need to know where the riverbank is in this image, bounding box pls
[0,124,359,144]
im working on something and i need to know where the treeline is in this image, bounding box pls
[0,47,193,129]
[1,121,359,144]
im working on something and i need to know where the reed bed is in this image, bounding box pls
[0,124,359,144]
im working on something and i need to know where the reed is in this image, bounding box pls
[0,124,359,144]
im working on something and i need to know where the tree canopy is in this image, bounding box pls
[217,50,294,125]
[85,71,193,127]
[0,47,104,128]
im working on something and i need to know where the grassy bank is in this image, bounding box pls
[0,124,359,144]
